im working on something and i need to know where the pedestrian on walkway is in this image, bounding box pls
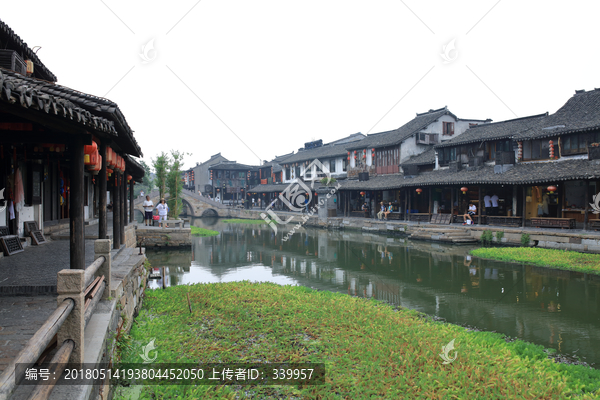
[143,195,154,226]
[156,198,169,227]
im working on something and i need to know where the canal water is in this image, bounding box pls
[145,217,600,367]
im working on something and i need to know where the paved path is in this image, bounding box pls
[0,295,57,374]
[0,240,96,294]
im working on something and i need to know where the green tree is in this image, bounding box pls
[136,160,154,197]
[166,150,185,218]
[152,152,170,200]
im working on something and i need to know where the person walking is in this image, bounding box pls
[156,198,169,227]
[143,195,154,226]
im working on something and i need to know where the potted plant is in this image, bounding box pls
[589,143,600,160]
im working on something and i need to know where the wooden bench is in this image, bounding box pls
[487,216,522,227]
[530,217,576,229]
[590,220,600,230]
[409,213,431,222]
[430,214,452,224]
[453,215,487,225]
[350,211,370,218]
[387,212,403,220]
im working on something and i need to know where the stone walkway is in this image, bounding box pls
[0,240,96,294]
[0,295,57,374]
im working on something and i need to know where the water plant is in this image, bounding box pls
[114,282,600,399]
[222,219,267,224]
[495,231,504,242]
[480,230,494,245]
[471,247,600,275]
[521,233,531,246]
[190,226,219,236]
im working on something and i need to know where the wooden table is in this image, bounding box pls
[487,216,522,227]
[530,217,576,229]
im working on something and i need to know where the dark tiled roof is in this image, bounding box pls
[0,19,57,82]
[401,147,436,166]
[346,107,455,150]
[516,89,600,140]
[125,155,145,182]
[281,142,358,164]
[209,161,257,171]
[339,159,600,190]
[435,114,547,148]
[248,183,290,193]
[0,67,144,156]
[0,68,117,135]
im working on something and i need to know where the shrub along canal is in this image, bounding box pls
[144,217,600,368]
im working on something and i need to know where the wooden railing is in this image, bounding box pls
[0,239,112,400]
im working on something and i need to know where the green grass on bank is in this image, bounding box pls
[114,282,600,399]
[190,226,219,236]
[471,247,600,275]
[222,218,267,224]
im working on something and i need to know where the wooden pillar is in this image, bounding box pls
[123,174,128,227]
[98,143,107,240]
[450,188,455,223]
[112,173,120,249]
[407,190,411,222]
[584,180,590,231]
[428,187,432,214]
[69,137,85,269]
[404,189,410,221]
[522,185,527,228]
[478,186,482,220]
[120,173,125,245]
[129,179,134,223]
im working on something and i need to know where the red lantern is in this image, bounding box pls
[360,191,366,196]
[416,188,423,194]
[461,187,468,194]
[372,148,375,152]
[83,141,97,155]
[547,185,557,193]
[127,174,132,182]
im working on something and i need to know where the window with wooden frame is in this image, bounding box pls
[329,159,336,173]
[562,133,590,155]
[522,138,554,160]
[438,147,457,166]
[342,159,347,171]
[443,122,455,135]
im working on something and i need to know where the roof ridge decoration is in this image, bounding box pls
[415,106,448,116]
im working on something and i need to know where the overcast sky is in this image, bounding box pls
[4,1,600,169]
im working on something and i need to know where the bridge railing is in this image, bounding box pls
[0,239,112,400]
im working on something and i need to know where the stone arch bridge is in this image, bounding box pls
[134,189,234,218]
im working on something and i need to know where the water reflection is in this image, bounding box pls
[145,218,600,367]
